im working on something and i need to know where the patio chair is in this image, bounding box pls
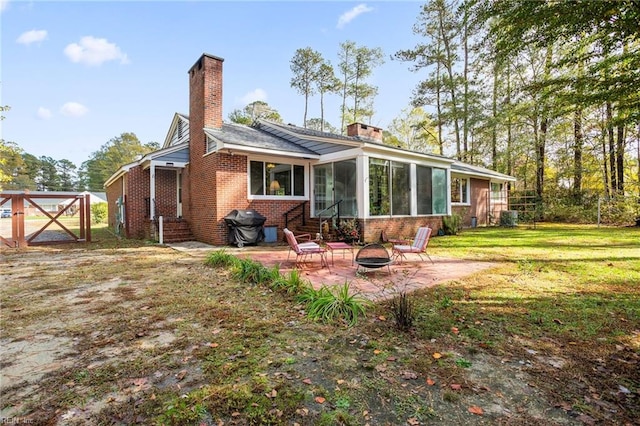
[391,226,433,264]
[283,228,320,261]
[283,228,328,268]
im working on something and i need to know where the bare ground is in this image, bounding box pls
[0,244,633,425]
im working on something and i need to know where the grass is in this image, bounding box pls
[1,223,639,425]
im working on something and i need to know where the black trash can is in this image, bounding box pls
[224,209,266,247]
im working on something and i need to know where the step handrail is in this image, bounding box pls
[316,200,343,238]
[284,201,307,229]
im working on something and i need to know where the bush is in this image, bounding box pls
[390,292,414,331]
[305,282,370,327]
[91,202,108,224]
[205,250,239,268]
[442,213,462,235]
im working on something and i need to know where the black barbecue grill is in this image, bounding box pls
[355,243,393,273]
[224,209,266,247]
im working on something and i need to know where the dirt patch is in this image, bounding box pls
[0,243,619,425]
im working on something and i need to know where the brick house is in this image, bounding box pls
[105,53,515,245]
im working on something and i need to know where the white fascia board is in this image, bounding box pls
[162,113,180,148]
[363,143,454,167]
[148,160,187,169]
[317,147,363,163]
[210,140,320,160]
[104,163,136,188]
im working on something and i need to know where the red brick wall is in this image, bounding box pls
[362,217,443,243]
[453,178,489,227]
[105,176,123,230]
[126,166,150,239]
[155,169,177,219]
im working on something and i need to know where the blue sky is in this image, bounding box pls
[1,0,426,167]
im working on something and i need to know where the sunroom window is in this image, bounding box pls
[416,165,447,215]
[250,161,304,196]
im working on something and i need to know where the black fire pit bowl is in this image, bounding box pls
[355,244,393,273]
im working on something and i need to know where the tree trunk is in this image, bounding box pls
[573,107,583,202]
[601,108,610,199]
[436,46,444,156]
[607,101,617,193]
[491,62,498,169]
[438,5,461,160]
[462,5,469,162]
[616,123,625,192]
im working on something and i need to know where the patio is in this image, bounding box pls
[169,241,497,301]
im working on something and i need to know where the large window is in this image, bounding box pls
[313,159,357,216]
[368,159,411,216]
[416,165,447,215]
[392,162,410,215]
[451,176,469,204]
[369,158,390,216]
[250,161,304,196]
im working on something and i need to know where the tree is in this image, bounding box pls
[338,41,384,133]
[305,118,337,134]
[290,47,323,128]
[0,140,22,190]
[228,101,283,125]
[315,61,341,132]
[386,106,439,153]
[81,133,156,191]
[395,0,464,159]
[57,159,78,191]
[37,156,60,191]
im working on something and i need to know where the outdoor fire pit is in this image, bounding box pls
[355,243,393,273]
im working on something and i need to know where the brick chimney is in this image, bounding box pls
[346,122,383,141]
[189,53,224,156]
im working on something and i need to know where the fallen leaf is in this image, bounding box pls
[12,307,23,312]
[265,389,277,398]
[450,384,462,390]
[315,396,326,404]
[432,352,442,359]
[468,405,484,415]
[451,327,459,335]
[209,343,219,348]
[553,318,564,325]
[378,315,386,321]
[400,370,418,380]
[302,378,312,385]
[175,370,187,381]
[426,378,435,386]
[387,356,397,362]
[336,379,346,384]
[374,349,382,355]
[407,417,420,425]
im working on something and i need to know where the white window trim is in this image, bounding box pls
[246,155,309,201]
[451,175,470,206]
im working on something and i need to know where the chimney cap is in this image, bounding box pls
[188,53,225,73]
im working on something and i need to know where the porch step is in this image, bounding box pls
[160,220,194,243]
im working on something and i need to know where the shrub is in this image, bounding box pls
[390,291,414,331]
[91,202,108,224]
[442,213,462,235]
[205,250,240,268]
[305,282,370,326]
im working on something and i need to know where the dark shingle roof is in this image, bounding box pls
[205,123,317,155]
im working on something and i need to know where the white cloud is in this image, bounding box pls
[37,107,52,120]
[337,4,373,29]
[17,29,48,45]
[64,36,129,66]
[60,102,88,117]
[0,0,9,13]
[237,88,267,106]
